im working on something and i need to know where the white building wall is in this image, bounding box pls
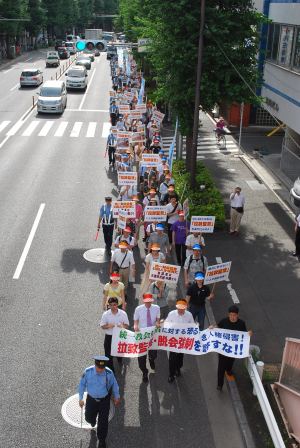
[269,3,300,26]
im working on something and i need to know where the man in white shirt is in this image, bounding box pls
[229,186,245,235]
[100,297,129,371]
[110,241,135,291]
[165,299,194,383]
[185,232,205,258]
[133,293,160,382]
[114,227,135,250]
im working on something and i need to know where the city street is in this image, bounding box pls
[0,53,244,448]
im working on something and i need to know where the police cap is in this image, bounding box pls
[93,355,109,367]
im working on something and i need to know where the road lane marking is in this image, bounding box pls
[216,256,240,304]
[216,257,222,264]
[3,67,14,74]
[79,68,96,110]
[0,121,11,133]
[70,122,83,137]
[22,121,40,136]
[86,122,97,137]
[38,121,54,136]
[24,57,33,62]
[102,122,111,138]
[13,203,45,280]
[65,109,109,112]
[54,121,68,137]
[10,83,19,91]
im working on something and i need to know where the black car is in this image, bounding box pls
[58,47,70,59]
[106,45,117,60]
[55,40,65,51]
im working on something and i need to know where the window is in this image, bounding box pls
[293,27,300,70]
[278,25,294,66]
[266,23,280,61]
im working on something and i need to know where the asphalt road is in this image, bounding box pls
[0,52,232,448]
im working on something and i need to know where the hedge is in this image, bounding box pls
[172,160,226,229]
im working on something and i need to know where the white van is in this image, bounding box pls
[65,41,76,54]
[65,66,88,90]
[46,51,60,67]
[37,80,67,114]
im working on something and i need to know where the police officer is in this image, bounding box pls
[98,197,115,254]
[106,130,117,167]
[78,355,120,448]
[109,100,119,126]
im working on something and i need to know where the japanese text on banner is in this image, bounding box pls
[112,201,136,218]
[111,323,250,358]
[141,154,160,167]
[149,262,181,283]
[190,216,216,233]
[117,210,127,230]
[144,206,167,222]
[118,172,138,186]
[204,262,232,285]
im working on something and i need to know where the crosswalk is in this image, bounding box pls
[161,135,239,158]
[0,120,111,139]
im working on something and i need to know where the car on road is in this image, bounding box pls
[82,51,95,62]
[58,47,70,59]
[20,68,43,87]
[75,56,91,70]
[37,80,67,114]
[65,66,88,90]
[106,44,117,60]
[46,51,60,67]
[65,41,76,55]
[55,39,65,51]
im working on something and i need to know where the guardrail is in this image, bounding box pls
[246,355,286,448]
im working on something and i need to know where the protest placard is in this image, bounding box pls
[117,131,132,139]
[149,262,181,283]
[117,209,127,230]
[118,104,130,115]
[112,201,136,218]
[204,262,232,285]
[144,206,167,222]
[131,133,145,143]
[152,109,165,123]
[190,216,216,233]
[118,172,138,186]
[135,103,147,113]
[129,111,143,120]
[141,154,160,167]
[111,323,250,358]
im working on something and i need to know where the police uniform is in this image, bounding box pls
[99,199,115,252]
[109,103,119,126]
[78,356,120,447]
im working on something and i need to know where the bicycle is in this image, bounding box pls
[214,129,227,149]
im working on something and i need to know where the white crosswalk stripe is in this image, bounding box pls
[70,122,83,138]
[54,121,68,137]
[6,121,25,136]
[102,122,111,138]
[161,136,239,156]
[86,122,97,138]
[22,121,39,136]
[38,121,54,137]
[0,121,11,133]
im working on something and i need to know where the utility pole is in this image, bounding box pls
[190,0,206,189]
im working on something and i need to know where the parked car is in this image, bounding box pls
[75,56,91,70]
[65,41,76,55]
[291,178,300,208]
[65,66,88,90]
[37,80,67,114]
[82,51,95,62]
[46,51,60,67]
[20,68,43,87]
[58,47,70,59]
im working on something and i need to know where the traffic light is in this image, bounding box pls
[76,41,86,51]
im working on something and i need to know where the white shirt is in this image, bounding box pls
[145,252,165,266]
[143,195,159,207]
[166,202,182,224]
[230,192,245,208]
[186,234,205,257]
[165,309,194,324]
[115,235,135,248]
[133,304,160,328]
[100,309,129,335]
[111,249,135,268]
[296,214,300,227]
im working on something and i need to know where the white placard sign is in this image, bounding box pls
[204,262,232,285]
[190,216,215,233]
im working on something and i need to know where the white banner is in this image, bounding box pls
[112,201,136,218]
[144,206,167,222]
[149,262,181,283]
[204,262,232,285]
[111,323,250,358]
[117,210,127,230]
[190,216,215,233]
[135,103,147,113]
[152,109,165,123]
[118,104,130,114]
[118,172,137,186]
[141,154,160,167]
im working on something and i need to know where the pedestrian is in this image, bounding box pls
[149,279,169,318]
[171,210,190,266]
[106,129,117,167]
[229,186,245,235]
[165,196,182,247]
[147,223,169,257]
[164,299,194,383]
[103,272,126,310]
[291,212,300,260]
[132,194,143,240]
[100,297,129,371]
[133,293,160,382]
[97,197,115,254]
[109,100,119,126]
[114,227,135,250]
[185,231,205,258]
[110,241,135,291]
[78,355,120,448]
[183,244,208,287]
[186,272,214,330]
[216,305,252,391]
[141,243,166,295]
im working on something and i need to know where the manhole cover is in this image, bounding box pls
[83,248,107,263]
[61,393,115,429]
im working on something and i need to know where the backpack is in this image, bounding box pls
[187,254,205,273]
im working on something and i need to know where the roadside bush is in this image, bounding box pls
[172,160,226,229]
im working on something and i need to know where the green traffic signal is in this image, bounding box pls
[76,41,86,51]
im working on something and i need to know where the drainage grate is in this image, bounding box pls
[83,248,107,263]
[61,393,115,429]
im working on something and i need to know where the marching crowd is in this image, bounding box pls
[78,48,251,448]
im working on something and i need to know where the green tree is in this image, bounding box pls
[26,0,47,38]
